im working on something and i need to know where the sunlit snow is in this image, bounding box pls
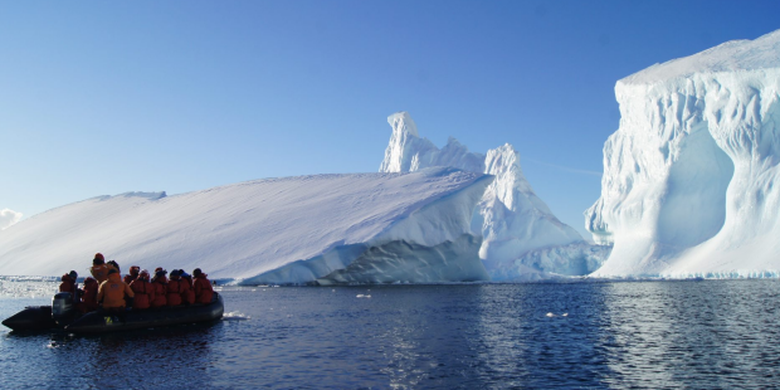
[0,168,492,285]
[587,29,780,278]
[380,112,610,280]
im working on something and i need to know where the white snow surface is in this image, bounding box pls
[587,29,780,278]
[381,112,609,280]
[0,209,22,231]
[0,168,493,285]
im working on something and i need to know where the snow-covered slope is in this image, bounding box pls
[587,29,780,278]
[381,112,609,280]
[0,168,493,285]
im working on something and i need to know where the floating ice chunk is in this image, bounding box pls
[223,311,251,321]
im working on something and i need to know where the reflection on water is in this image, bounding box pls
[0,276,59,298]
[2,280,779,389]
[472,283,616,388]
[602,281,780,388]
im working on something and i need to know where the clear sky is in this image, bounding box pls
[2,0,779,238]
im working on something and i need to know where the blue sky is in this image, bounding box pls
[2,1,779,238]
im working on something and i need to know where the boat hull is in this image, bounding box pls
[66,294,224,334]
[2,306,56,331]
[3,293,224,334]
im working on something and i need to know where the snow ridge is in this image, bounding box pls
[0,168,493,285]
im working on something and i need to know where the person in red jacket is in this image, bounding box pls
[128,269,154,310]
[178,270,195,305]
[166,270,183,306]
[106,260,121,276]
[192,268,214,304]
[150,269,168,308]
[97,269,134,312]
[78,277,99,313]
[123,266,140,285]
[59,270,78,294]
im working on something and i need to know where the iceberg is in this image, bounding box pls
[0,168,493,285]
[587,29,780,278]
[380,112,609,280]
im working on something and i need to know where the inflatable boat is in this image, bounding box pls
[2,291,224,334]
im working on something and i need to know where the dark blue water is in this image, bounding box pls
[1,279,779,389]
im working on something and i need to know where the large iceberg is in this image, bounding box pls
[0,168,493,285]
[587,29,780,278]
[380,112,609,280]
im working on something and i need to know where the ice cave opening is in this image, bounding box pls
[655,120,734,256]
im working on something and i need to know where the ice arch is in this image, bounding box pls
[656,121,734,253]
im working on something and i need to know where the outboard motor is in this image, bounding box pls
[52,292,77,325]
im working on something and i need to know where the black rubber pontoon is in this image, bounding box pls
[3,293,224,334]
[1,305,56,331]
[66,294,224,334]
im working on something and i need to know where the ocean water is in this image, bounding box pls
[1,278,779,389]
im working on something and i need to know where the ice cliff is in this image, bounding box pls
[587,29,780,278]
[380,112,609,280]
[0,168,493,285]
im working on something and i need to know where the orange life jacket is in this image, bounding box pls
[91,264,110,284]
[129,279,154,310]
[97,273,134,309]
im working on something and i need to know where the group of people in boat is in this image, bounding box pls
[58,253,214,313]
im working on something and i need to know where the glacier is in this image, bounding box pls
[587,29,780,278]
[0,168,493,285]
[380,112,610,280]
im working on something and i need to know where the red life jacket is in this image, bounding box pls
[123,274,138,285]
[129,279,154,310]
[79,278,99,313]
[150,278,168,308]
[193,275,214,304]
[59,274,76,294]
[166,278,183,306]
[180,276,195,305]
